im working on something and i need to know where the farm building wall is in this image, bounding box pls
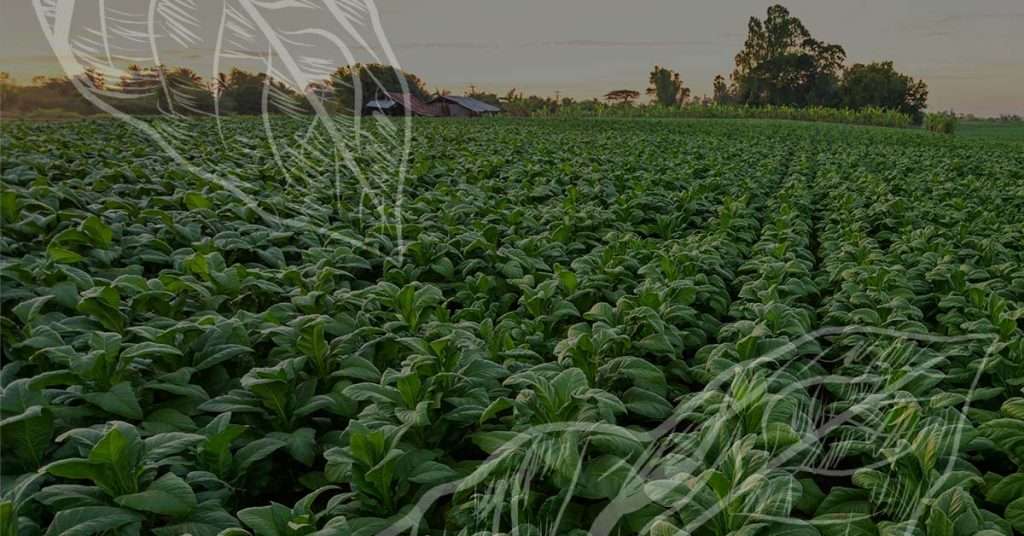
[448,104,473,117]
[427,101,449,116]
[364,105,404,116]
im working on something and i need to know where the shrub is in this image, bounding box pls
[925,111,958,135]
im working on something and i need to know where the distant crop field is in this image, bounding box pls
[957,120,1024,141]
[2,117,1023,536]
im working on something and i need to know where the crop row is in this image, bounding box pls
[1,118,1022,536]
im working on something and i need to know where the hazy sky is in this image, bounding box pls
[3,0,1022,116]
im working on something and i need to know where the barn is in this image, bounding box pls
[429,95,502,117]
[363,92,440,117]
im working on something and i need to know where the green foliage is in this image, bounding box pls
[840,61,929,124]
[216,68,308,116]
[957,119,1024,142]
[719,5,931,122]
[546,102,914,127]
[330,63,430,114]
[731,4,847,107]
[1,116,1022,535]
[926,112,959,135]
[604,89,641,105]
[647,66,691,106]
[1,64,417,118]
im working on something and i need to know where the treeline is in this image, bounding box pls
[1,5,955,124]
[724,5,928,123]
[597,5,930,124]
[0,64,431,118]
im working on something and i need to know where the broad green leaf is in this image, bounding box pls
[286,428,318,467]
[44,506,142,536]
[1002,398,1024,420]
[986,473,1024,505]
[184,192,213,210]
[761,521,821,535]
[42,459,99,481]
[89,421,143,469]
[1007,497,1024,533]
[479,397,513,423]
[152,500,241,536]
[47,244,83,264]
[816,487,872,516]
[234,438,287,475]
[409,461,458,485]
[811,513,877,536]
[623,387,672,420]
[82,382,143,420]
[471,431,518,454]
[637,332,676,357]
[80,216,113,248]
[12,295,52,324]
[0,404,53,468]
[237,502,293,536]
[116,472,197,517]
[121,342,183,361]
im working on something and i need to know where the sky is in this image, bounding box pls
[2,0,1022,117]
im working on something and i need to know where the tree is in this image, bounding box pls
[331,64,429,114]
[501,89,522,105]
[214,72,230,99]
[840,61,928,123]
[217,68,267,115]
[0,72,15,112]
[604,89,640,105]
[712,74,733,104]
[647,66,690,106]
[466,88,501,107]
[731,4,846,107]
[161,67,215,115]
[17,75,96,114]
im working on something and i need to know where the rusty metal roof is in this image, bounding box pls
[383,91,440,117]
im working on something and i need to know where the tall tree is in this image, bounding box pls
[465,88,501,107]
[330,64,429,114]
[731,4,846,107]
[160,67,215,115]
[218,68,267,115]
[647,66,690,106]
[712,75,733,104]
[604,89,640,105]
[0,72,16,112]
[840,61,928,123]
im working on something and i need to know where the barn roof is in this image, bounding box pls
[382,91,440,116]
[435,95,502,113]
[365,99,396,109]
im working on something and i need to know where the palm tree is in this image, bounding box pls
[500,88,521,104]
[214,72,231,97]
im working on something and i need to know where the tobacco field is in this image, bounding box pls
[1,117,1023,536]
